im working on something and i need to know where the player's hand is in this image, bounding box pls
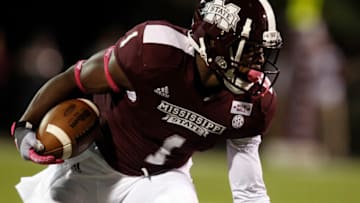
[11,122,64,164]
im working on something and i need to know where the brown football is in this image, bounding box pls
[36,98,100,159]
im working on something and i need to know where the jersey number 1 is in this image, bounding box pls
[145,134,186,165]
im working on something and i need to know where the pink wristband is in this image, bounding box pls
[104,46,121,92]
[74,60,87,93]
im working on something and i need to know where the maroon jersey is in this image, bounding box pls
[93,21,277,176]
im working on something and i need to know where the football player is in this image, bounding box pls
[11,0,282,202]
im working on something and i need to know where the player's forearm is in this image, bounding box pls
[227,136,270,203]
[20,68,79,126]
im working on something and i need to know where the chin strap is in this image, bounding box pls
[247,69,263,82]
[224,69,273,96]
[187,31,208,66]
[249,74,273,98]
[234,18,253,63]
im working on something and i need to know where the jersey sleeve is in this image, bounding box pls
[226,135,270,202]
[259,89,277,135]
[224,90,277,140]
[113,22,146,80]
[113,21,191,89]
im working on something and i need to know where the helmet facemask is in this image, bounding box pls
[210,38,281,96]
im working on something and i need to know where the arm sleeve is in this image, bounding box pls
[226,135,270,203]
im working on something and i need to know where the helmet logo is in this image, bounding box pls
[202,0,241,32]
[215,56,227,69]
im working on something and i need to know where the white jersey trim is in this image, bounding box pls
[143,24,195,56]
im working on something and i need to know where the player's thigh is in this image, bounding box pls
[123,170,199,203]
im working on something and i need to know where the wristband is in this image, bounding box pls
[104,46,121,92]
[74,60,87,93]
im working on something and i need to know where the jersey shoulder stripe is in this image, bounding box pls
[143,24,194,56]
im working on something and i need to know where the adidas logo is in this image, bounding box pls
[154,86,170,98]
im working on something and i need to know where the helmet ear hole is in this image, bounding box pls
[209,40,216,48]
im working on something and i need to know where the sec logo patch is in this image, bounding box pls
[232,115,245,129]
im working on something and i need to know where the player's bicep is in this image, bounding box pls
[77,26,141,94]
[77,50,109,93]
[74,47,132,94]
[107,48,134,91]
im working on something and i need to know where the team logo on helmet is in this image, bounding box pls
[215,56,227,69]
[201,0,241,32]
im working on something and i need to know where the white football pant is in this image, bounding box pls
[16,145,199,203]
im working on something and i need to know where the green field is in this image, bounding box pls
[1,136,360,203]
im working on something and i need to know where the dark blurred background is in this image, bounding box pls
[1,0,360,161]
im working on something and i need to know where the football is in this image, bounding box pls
[36,98,100,159]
